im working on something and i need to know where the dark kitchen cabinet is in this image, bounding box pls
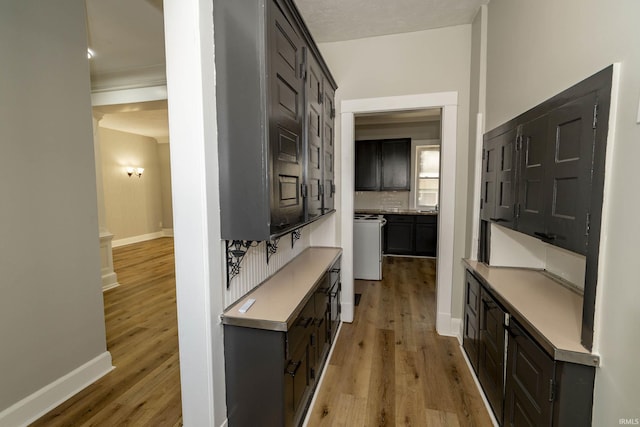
[415,215,438,256]
[384,214,438,256]
[355,138,410,191]
[384,215,415,255]
[481,127,517,228]
[355,139,380,191]
[215,0,337,241]
[463,270,481,373]
[322,76,336,213]
[479,287,507,421]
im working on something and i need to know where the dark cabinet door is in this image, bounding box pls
[380,139,411,190]
[463,270,481,373]
[268,3,305,235]
[322,78,336,213]
[479,287,507,422]
[355,141,380,191]
[517,115,549,236]
[305,53,323,220]
[504,321,554,427]
[480,136,498,221]
[385,215,415,255]
[541,92,597,255]
[481,128,517,226]
[415,215,437,256]
[494,128,517,227]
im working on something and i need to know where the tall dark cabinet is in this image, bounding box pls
[214,0,337,241]
[355,138,410,191]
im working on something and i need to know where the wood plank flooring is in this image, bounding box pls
[307,256,492,427]
[31,238,182,427]
[31,241,490,427]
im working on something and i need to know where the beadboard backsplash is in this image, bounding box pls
[223,229,311,308]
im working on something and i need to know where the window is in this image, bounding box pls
[415,146,440,208]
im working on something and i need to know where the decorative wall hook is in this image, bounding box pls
[265,238,280,265]
[291,229,301,248]
[226,240,258,288]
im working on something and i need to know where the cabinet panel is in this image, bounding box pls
[322,81,336,212]
[380,139,411,190]
[481,137,498,221]
[269,2,305,235]
[541,92,597,254]
[463,271,481,373]
[355,141,380,191]
[517,115,549,236]
[415,222,437,257]
[504,321,554,427]
[385,221,415,255]
[479,288,507,421]
[495,129,517,226]
[305,53,323,220]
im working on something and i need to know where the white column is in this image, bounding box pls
[93,113,119,291]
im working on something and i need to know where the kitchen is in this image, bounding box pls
[353,109,442,281]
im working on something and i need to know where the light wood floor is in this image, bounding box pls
[31,238,182,427]
[306,256,492,427]
[31,241,489,427]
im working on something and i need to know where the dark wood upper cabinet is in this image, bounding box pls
[355,140,380,191]
[214,0,337,241]
[481,128,517,227]
[355,138,410,191]
[380,139,411,190]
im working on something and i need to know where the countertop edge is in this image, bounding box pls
[462,259,600,367]
[221,246,342,332]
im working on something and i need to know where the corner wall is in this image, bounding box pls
[484,0,640,423]
[0,0,110,420]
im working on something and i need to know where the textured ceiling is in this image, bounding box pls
[294,0,488,43]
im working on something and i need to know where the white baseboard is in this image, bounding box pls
[0,352,114,427]
[459,345,500,427]
[112,232,164,248]
[436,312,462,339]
[340,303,354,323]
[101,271,119,292]
[162,228,174,237]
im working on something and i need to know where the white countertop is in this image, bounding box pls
[223,247,342,331]
[464,260,599,366]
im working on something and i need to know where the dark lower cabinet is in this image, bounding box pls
[479,288,507,421]
[463,269,596,427]
[385,215,415,255]
[384,214,438,256]
[463,271,481,373]
[225,259,341,427]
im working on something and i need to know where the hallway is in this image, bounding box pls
[307,256,492,426]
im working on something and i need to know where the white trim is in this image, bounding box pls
[162,228,175,237]
[91,85,168,107]
[459,346,500,427]
[0,352,114,427]
[340,92,458,335]
[470,113,484,260]
[112,232,165,248]
[101,272,120,292]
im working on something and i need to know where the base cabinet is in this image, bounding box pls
[463,268,595,426]
[384,214,438,256]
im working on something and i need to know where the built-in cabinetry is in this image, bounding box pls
[463,266,596,426]
[355,138,410,191]
[215,0,337,241]
[479,66,613,349]
[223,248,341,427]
[384,214,437,257]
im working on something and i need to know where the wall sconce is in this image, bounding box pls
[126,167,144,178]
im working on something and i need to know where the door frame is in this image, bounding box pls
[340,92,459,336]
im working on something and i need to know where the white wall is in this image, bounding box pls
[0,0,109,419]
[485,0,640,423]
[318,25,472,319]
[99,128,164,242]
[157,142,174,231]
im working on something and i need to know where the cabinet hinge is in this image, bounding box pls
[585,212,591,237]
[592,103,598,129]
[515,203,521,219]
[319,92,324,105]
[301,184,308,198]
[330,107,335,119]
[319,183,324,196]
[549,378,556,402]
[331,183,336,195]
[482,149,486,160]
[515,135,522,151]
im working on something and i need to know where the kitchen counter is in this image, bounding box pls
[464,259,599,367]
[355,208,438,216]
[222,246,342,332]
